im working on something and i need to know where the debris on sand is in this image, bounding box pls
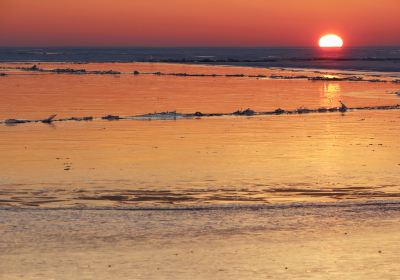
[72,116,94,121]
[169,73,221,77]
[91,70,121,75]
[133,111,182,120]
[30,64,39,71]
[270,74,308,79]
[274,108,285,114]
[4,118,30,125]
[4,114,56,125]
[41,114,57,124]
[18,65,120,75]
[52,68,86,74]
[233,108,256,116]
[308,75,388,83]
[309,76,351,82]
[225,74,246,77]
[317,108,328,113]
[346,76,364,81]
[102,115,121,121]
[368,79,384,83]
[296,107,312,114]
[2,103,400,126]
[249,74,267,78]
[56,116,94,122]
[339,101,348,112]
[17,64,41,72]
[7,65,400,85]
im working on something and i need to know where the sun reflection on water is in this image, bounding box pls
[321,82,341,107]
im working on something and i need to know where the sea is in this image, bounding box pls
[1,47,400,71]
[1,46,400,279]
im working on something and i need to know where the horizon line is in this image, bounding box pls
[1,45,400,49]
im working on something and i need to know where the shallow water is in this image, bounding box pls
[0,62,399,120]
[0,63,399,208]
[1,111,400,208]
[1,62,400,279]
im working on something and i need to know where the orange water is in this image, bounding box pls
[0,63,399,208]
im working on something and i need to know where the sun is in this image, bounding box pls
[319,34,343,48]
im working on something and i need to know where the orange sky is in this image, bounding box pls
[0,0,399,47]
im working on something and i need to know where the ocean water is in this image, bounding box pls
[1,58,400,279]
[0,62,399,209]
[1,47,400,71]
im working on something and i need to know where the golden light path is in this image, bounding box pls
[319,34,344,48]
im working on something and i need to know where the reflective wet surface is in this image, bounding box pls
[1,63,400,279]
[1,202,400,279]
[0,63,400,208]
[0,112,400,208]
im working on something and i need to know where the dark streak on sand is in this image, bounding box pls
[2,186,400,209]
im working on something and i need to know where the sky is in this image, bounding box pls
[0,0,399,47]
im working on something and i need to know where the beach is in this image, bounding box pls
[1,61,400,279]
[1,203,400,279]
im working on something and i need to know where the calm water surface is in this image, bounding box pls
[1,62,400,280]
[1,47,400,71]
[0,63,399,208]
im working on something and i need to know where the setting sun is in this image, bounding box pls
[319,34,344,48]
[2,1,400,280]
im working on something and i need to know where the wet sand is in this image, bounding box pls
[1,203,400,279]
[0,62,400,279]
